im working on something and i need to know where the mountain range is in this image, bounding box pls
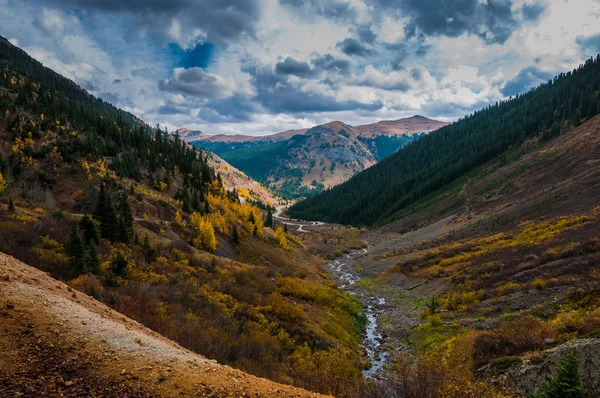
[185,116,448,199]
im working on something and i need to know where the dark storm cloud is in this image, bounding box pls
[501,66,552,97]
[336,38,376,57]
[159,67,228,98]
[275,57,315,77]
[377,0,545,45]
[36,0,261,44]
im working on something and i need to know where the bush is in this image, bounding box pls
[472,316,555,369]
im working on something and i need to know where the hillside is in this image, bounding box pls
[192,116,447,199]
[288,108,600,397]
[288,56,600,226]
[0,252,324,397]
[0,36,370,397]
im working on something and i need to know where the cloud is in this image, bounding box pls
[159,67,233,98]
[336,37,376,57]
[380,0,546,45]
[312,54,350,74]
[38,0,262,46]
[279,0,355,21]
[501,66,553,97]
[243,61,382,114]
[577,33,600,55]
[275,57,314,77]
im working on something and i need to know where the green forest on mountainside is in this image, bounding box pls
[288,55,600,227]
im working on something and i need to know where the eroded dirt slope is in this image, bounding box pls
[0,252,324,397]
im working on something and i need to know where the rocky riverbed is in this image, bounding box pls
[327,248,389,379]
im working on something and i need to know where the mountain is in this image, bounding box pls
[0,252,323,397]
[0,36,369,396]
[288,56,600,226]
[191,116,448,199]
[174,127,212,142]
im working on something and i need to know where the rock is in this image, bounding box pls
[544,338,555,344]
[121,369,127,375]
[156,374,167,383]
[478,338,600,397]
[64,380,74,387]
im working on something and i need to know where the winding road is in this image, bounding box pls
[272,205,324,233]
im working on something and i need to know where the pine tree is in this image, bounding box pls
[141,234,155,260]
[7,196,15,212]
[110,248,128,278]
[84,242,101,274]
[67,223,86,273]
[284,223,288,233]
[535,351,585,398]
[232,225,240,244]
[118,191,134,242]
[94,183,118,241]
[79,214,99,245]
[265,208,273,228]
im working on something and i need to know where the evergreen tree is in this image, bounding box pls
[93,183,118,241]
[79,213,99,245]
[84,242,101,274]
[284,223,288,233]
[535,351,585,398]
[7,196,15,212]
[67,223,86,273]
[118,191,134,242]
[110,248,129,278]
[232,225,240,244]
[141,234,155,260]
[265,208,273,228]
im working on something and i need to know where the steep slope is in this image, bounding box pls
[0,36,369,397]
[0,252,324,397]
[193,117,446,199]
[289,56,600,226]
[207,151,278,205]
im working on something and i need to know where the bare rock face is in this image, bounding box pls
[478,337,600,397]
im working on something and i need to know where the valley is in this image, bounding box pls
[190,117,448,199]
[1,20,600,398]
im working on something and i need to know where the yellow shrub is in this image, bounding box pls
[532,277,547,290]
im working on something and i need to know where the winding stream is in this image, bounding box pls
[327,248,388,379]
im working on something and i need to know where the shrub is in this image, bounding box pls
[532,277,547,290]
[472,316,555,369]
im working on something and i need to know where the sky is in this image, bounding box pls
[2,0,600,136]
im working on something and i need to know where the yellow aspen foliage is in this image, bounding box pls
[191,212,217,251]
[96,160,107,178]
[274,226,289,250]
[40,113,45,121]
[174,210,186,227]
[80,160,91,180]
[0,173,7,196]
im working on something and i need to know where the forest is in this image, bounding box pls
[288,55,600,226]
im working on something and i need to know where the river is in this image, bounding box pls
[327,248,388,379]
